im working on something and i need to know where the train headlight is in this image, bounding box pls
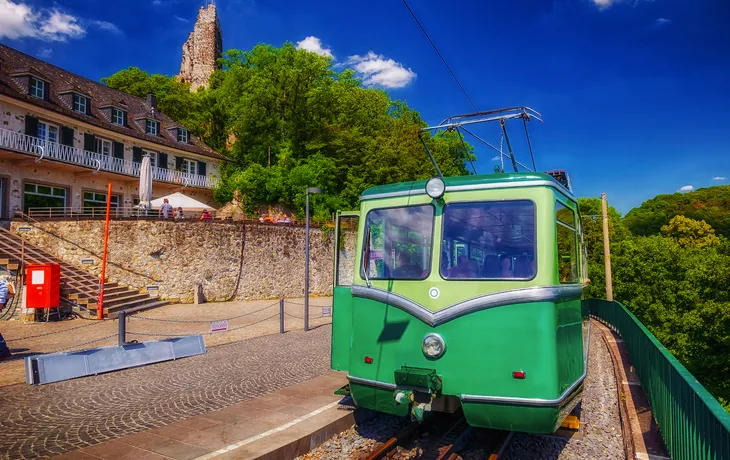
[422,333,446,359]
[425,177,445,200]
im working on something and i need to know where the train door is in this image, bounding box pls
[331,211,359,372]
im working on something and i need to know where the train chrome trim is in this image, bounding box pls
[460,371,586,407]
[360,180,576,202]
[350,284,584,327]
[347,375,397,391]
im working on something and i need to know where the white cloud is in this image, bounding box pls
[712,176,726,181]
[37,47,53,59]
[491,155,500,161]
[592,0,614,9]
[0,1,118,42]
[346,52,416,89]
[0,0,88,41]
[90,20,121,34]
[678,185,694,193]
[655,17,671,26]
[174,15,189,23]
[591,0,653,10]
[0,0,36,40]
[152,0,163,5]
[39,10,85,40]
[296,36,333,58]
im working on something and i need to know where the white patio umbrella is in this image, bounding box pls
[139,154,153,215]
[150,192,214,213]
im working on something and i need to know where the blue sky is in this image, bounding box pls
[1,0,728,213]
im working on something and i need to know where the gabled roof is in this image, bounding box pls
[0,43,226,161]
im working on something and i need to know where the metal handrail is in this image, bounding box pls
[587,298,730,460]
[26,207,220,220]
[0,127,218,189]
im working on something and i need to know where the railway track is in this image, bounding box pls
[362,412,512,460]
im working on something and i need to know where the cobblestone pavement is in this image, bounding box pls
[0,297,332,386]
[0,324,333,460]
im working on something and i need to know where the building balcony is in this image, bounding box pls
[0,127,218,189]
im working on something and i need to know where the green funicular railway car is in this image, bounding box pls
[331,108,589,434]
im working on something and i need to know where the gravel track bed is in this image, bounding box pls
[301,323,625,459]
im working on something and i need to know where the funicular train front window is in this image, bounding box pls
[362,205,434,280]
[441,201,536,280]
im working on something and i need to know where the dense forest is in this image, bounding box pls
[102,43,473,222]
[103,44,729,411]
[580,189,730,411]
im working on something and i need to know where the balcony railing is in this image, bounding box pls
[0,127,217,189]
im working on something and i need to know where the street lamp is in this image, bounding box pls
[304,186,322,332]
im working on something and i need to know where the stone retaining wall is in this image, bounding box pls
[10,220,343,303]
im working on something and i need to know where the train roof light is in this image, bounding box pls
[422,333,446,359]
[426,177,445,200]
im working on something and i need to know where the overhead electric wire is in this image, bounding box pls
[401,0,502,163]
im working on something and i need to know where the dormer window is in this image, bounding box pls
[177,128,189,144]
[30,77,45,99]
[145,119,159,136]
[112,108,126,126]
[73,94,89,114]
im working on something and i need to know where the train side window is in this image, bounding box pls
[556,201,579,283]
[362,205,434,280]
[336,214,359,286]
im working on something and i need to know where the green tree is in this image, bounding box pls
[624,185,730,238]
[660,215,721,249]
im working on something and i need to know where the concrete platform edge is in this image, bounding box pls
[249,407,377,460]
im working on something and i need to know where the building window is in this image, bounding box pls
[177,128,189,143]
[112,108,126,125]
[145,119,159,136]
[144,150,157,168]
[23,183,66,213]
[37,121,58,143]
[83,191,119,209]
[96,138,112,156]
[556,201,579,284]
[30,77,45,99]
[182,158,197,175]
[73,94,88,114]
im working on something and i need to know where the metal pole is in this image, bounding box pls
[279,298,284,333]
[98,183,112,320]
[118,310,126,346]
[500,119,519,172]
[601,193,614,301]
[304,192,310,332]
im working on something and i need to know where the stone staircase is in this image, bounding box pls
[0,227,167,318]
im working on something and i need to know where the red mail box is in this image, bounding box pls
[26,264,61,309]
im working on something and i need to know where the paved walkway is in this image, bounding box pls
[0,324,333,460]
[52,373,352,460]
[0,297,332,386]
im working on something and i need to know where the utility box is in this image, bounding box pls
[26,264,61,309]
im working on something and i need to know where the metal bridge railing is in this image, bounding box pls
[587,298,730,460]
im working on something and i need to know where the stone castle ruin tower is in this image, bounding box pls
[179,3,223,91]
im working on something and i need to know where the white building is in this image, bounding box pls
[0,44,225,221]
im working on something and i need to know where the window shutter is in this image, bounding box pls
[132,147,142,163]
[197,161,206,177]
[175,156,183,171]
[86,98,92,116]
[113,141,124,159]
[61,126,74,147]
[25,115,38,136]
[122,111,128,127]
[83,133,96,152]
[27,78,33,96]
[158,153,168,169]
